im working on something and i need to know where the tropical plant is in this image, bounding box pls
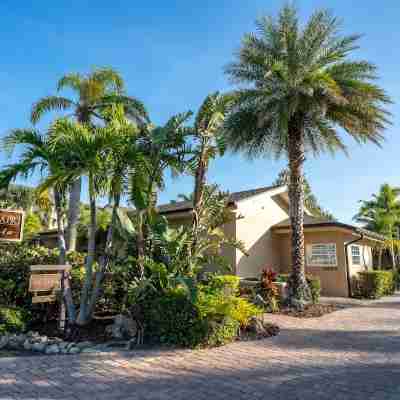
[0,184,34,210]
[181,184,247,274]
[127,112,193,275]
[189,93,230,243]
[23,213,43,238]
[46,113,141,325]
[0,128,76,320]
[354,183,400,268]
[0,129,71,263]
[273,168,335,220]
[30,67,149,251]
[0,184,55,228]
[223,5,391,308]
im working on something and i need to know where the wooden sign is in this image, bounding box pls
[0,209,24,242]
[29,274,62,293]
[29,265,71,304]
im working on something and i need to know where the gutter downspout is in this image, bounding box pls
[344,232,364,298]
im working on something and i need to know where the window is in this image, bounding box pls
[351,245,361,265]
[307,243,337,267]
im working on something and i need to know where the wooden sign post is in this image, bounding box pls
[29,265,72,330]
[0,209,24,242]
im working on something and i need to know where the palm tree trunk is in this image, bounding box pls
[390,239,396,270]
[136,209,146,278]
[86,194,121,319]
[66,177,81,251]
[76,175,96,326]
[287,119,311,308]
[66,110,90,251]
[192,138,207,249]
[54,190,76,323]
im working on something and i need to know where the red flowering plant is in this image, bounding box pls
[258,267,280,312]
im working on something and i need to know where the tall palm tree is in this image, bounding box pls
[191,93,229,238]
[354,184,400,268]
[128,112,193,275]
[47,109,146,326]
[31,67,149,251]
[47,118,120,325]
[0,129,76,321]
[224,5,391,307]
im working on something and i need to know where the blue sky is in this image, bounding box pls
[0,0,399,223]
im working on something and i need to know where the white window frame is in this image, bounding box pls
[351,245,362,266]
[307,243,337,267]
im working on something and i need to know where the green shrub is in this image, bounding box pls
[0,306,30,335]
[206,274,240,296]
[307,276,321,304]
[0,244,85,323]
[137,275,262,348]
[355,271,395,299]
[138,288,208,347]
[276,274,289,283]
[393,270,400,291]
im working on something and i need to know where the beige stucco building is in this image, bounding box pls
[159,185,383,297]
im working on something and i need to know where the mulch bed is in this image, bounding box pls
[30,316,114,343]
[277,303,338,318]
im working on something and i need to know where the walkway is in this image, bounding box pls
[1,294,400,399]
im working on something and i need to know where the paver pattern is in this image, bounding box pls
[1,294,400,400]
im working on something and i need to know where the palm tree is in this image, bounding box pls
[128,112,193,275]
[189,93,231,252]
[31,67,149,251]
[0,129,76,321]
[47,108,148,326]
[354,184,400,268]
[224,5,391,307]
[47,118,121,325]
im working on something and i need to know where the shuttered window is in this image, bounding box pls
[307,243,337,267]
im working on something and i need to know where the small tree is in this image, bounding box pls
[354,184,400,269]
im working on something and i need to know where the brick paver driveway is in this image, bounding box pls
[1,294,400,400]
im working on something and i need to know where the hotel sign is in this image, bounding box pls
[0,209,24,242]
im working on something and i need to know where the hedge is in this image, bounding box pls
[354,271,395,299]
[0,306,30,335]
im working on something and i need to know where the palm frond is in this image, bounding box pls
[31,96,75,124]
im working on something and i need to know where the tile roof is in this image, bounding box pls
[273,215,385,241]
[157,184,284,214]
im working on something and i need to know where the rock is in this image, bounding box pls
[247,317,267,335]
[0,336,9,350]
[68,346,81,354]
[106,314,137,339]
[45,344,60,355]
[7,337,21,350]
[32,342,47,352]
[76,341,92,350]
[23,339,33,351]
[27,331,40,339]
[245,317,280,339]
[126,338,137,350]
[66,342,76,351]
[58,341,69,351]
[80,347,99,353]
